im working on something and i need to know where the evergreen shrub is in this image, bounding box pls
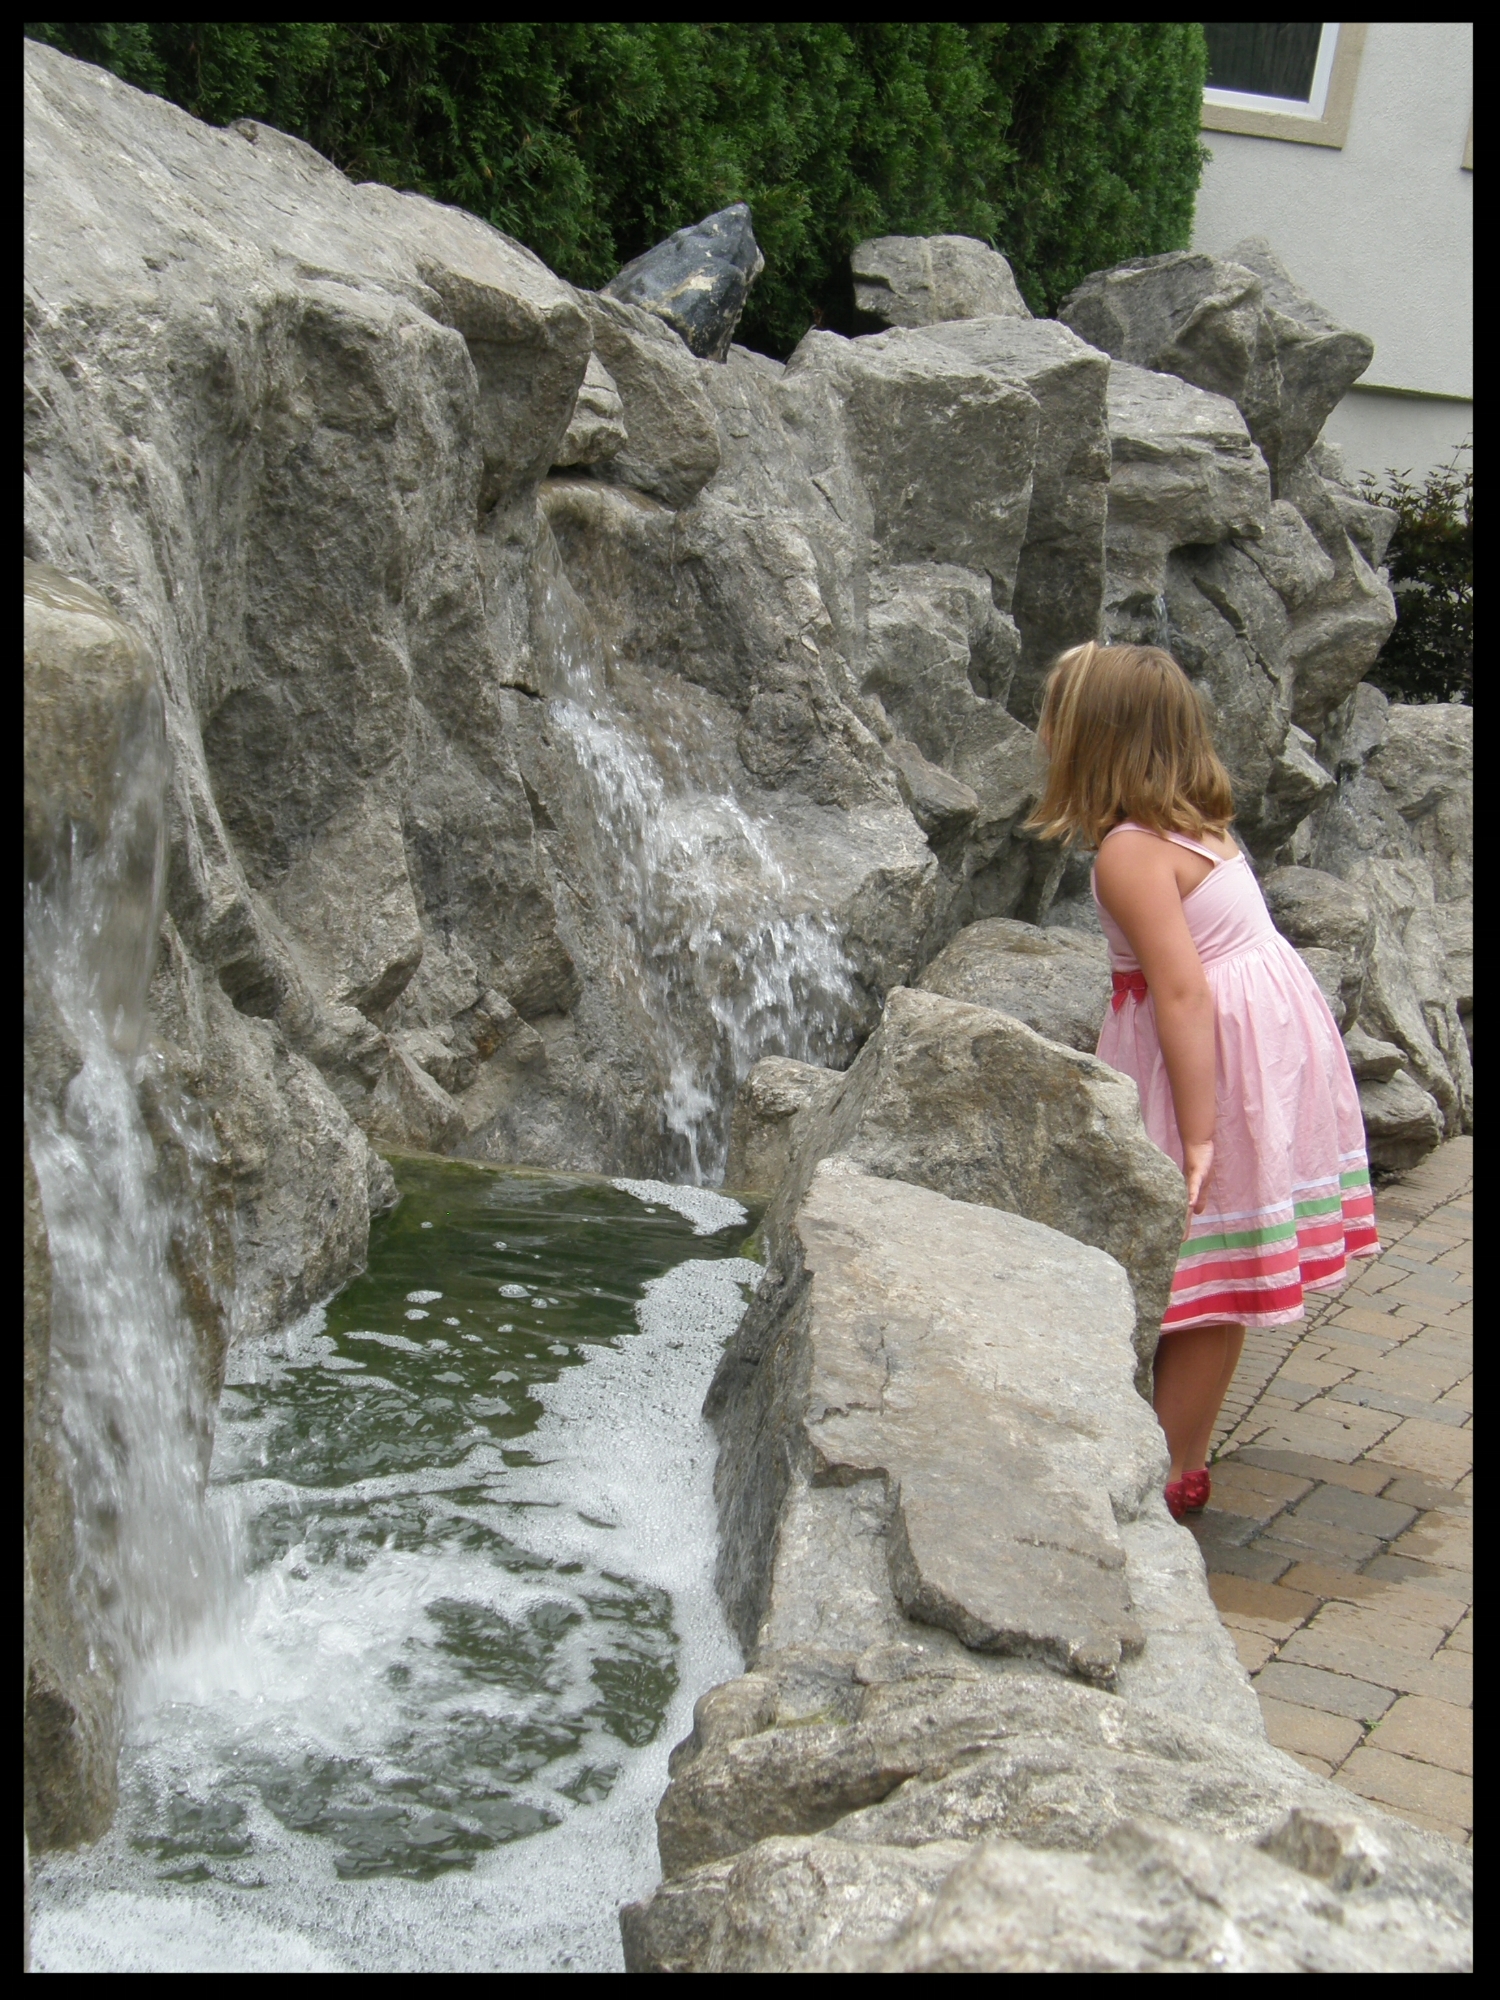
[1362,452,1473,706]
[25,21,1207,357]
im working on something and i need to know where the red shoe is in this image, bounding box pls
[1164,1477,1189,1521]
[1181,1470,1212,1513]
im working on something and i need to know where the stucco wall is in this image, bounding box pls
[1193,21,1471,483]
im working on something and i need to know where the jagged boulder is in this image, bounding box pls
[724,1057,845,1194]
[625,1158,1473,1971]
[553,352,628,469]
[916,917,1110,1053]
[852,234,1031,328]
[1060,240,1374,492]
[580,291,722,507]
[1367,703,1473,903]
[603,201,765,362]
[757,986,1184,1373]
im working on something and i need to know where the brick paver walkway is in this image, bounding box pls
[1189,1135,1473,1847]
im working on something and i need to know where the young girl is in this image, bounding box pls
[1028,642,1379,1520]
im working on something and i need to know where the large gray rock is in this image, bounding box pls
[626,1161,1471,1969]
[1102,363,1270,625]
[552,352,627,469]
[702,1159,1162,1700]
[603,202,765,363]
[580,291,722,508]
[1262,865,1374,1024]
[761,986,1184,1375]
[915,917,1110,1053]
[723,1057,845,1194]
[905,319,1111,725]
[1367,703,1473,903]
[1358,1071,1445,1173]
[1060,241,1374,491]
[851,234,1031,329]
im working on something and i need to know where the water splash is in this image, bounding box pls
[537,573,858,1181]
[25,693,235,1688]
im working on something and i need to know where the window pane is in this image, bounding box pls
[1203,23,1323,103]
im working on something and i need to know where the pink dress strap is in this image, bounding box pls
[1100,821,1225,866]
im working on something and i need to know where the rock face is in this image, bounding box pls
[852,234,1032,328]
[621,1159,1471,1970]
[604,201,766,362]
[755,987,1184,1378]
[22,37,1471,1868]
[915,917,1110,1053]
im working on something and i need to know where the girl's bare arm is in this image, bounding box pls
[1094,831,1217,1211]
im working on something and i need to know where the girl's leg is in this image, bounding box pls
[1152,1323,1245,1481]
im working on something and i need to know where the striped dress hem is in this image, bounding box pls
[1161,1158,1379,1332]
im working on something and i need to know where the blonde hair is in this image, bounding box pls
[1025,641,1234,849]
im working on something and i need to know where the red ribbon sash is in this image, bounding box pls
[1111,969,1149,1012]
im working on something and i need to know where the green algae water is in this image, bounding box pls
[32,1159,761,1972]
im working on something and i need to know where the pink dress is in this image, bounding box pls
[1093,823,1378,1332]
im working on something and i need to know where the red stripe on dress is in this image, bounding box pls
[1163,1280,1306,1324]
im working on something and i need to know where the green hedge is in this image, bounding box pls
[1362,454,1473,706]
[25,22,1207,357]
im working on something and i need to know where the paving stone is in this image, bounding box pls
[1443,1614,1473,1655]
[1185,1508,1264,1552]
[1254,1518,1384,1565]
[1308,1602,1452,1660]
[1284,1749,1335,1778]
[1285,1483,1418,1538]
[1367,1419,1475,1483]
[1206,1573,1319,1631]
[1277,1562,1383,1605]
[1233,1448,1392,1494]
[1248,1407,1400,1463]
[1199,1462,1310,1517]
[1388,1510,1473,1571]
[1400,1653,1472,1707]
[1361,1553,1472,1598]
[1280,1627,1446,1695]
[1378,1475,1471,1511]
[1226,1624,1277,1673]
[1318,1308,1403,1342]
[1256,1696,1363,1767]
[1336,1746,1473,1831]
[1371,1696,1473,1776]
[1253,1661,1395,1722]
[1327,1385,1471,1424]
[1198,1541,1295,1584]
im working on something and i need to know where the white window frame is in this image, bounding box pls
[1202,23,1367,149]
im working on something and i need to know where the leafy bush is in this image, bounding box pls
[1361,452,1473,706]
[24,22,1207,357]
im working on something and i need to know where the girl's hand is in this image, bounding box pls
[1183,1139,1215,1231]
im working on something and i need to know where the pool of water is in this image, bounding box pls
[31,1159,761,1971]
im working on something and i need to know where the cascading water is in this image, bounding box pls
[536,569,859,1182]
[25,669,235,1699]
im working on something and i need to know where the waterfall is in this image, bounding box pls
[535,569,858,1183]
[25,681,235,1690]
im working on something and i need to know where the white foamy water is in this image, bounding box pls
[537,572,858,1182]
[31,1255,757,1973]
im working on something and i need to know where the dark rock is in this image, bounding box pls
[603,202,765,362]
